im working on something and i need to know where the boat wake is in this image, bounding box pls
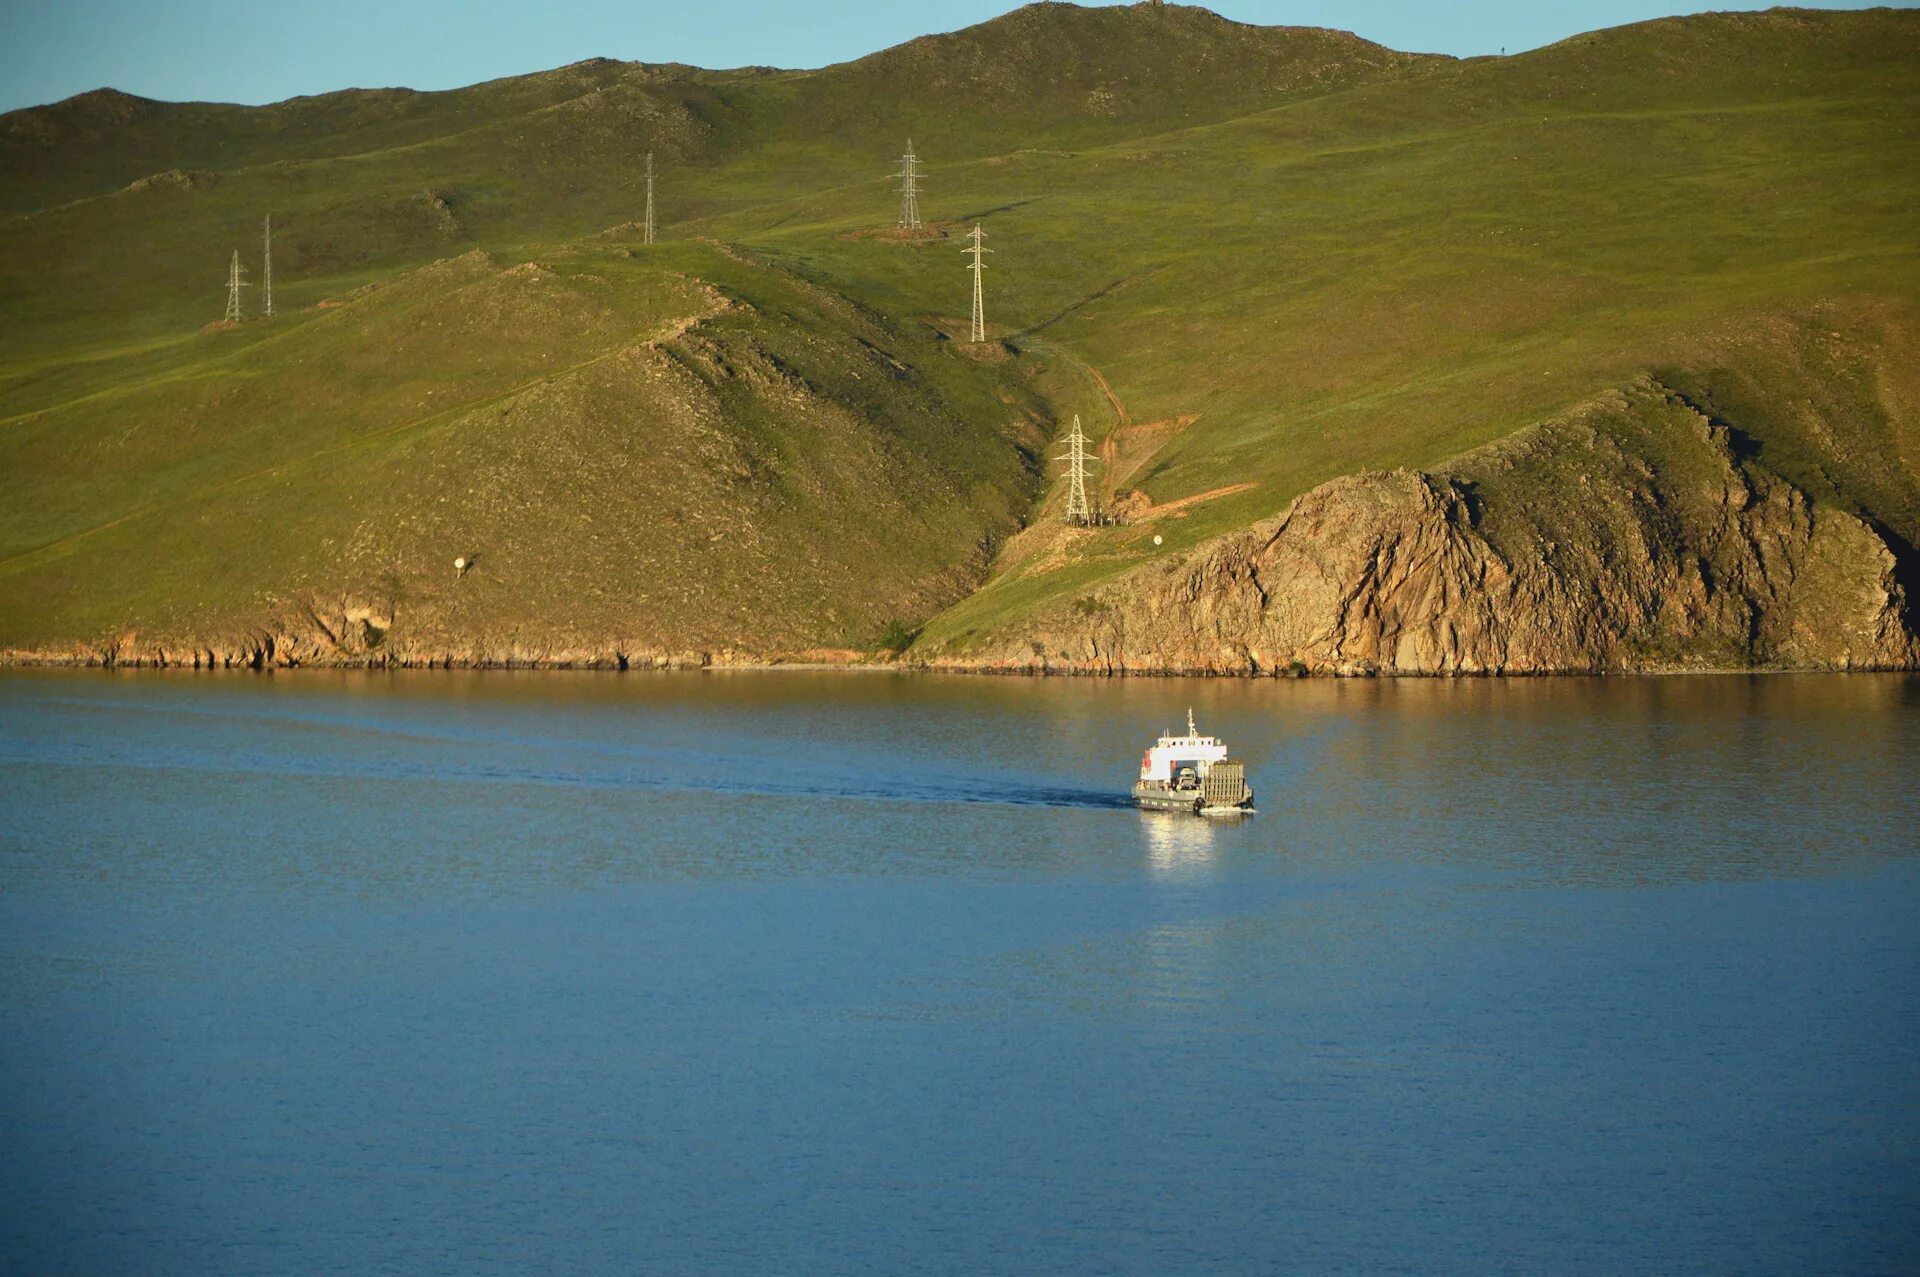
[4,690,1140,812]
[2,731,1132,813]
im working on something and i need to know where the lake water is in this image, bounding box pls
[1,669,1917,1274]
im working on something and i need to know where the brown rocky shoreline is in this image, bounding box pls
[5,645,1911,676]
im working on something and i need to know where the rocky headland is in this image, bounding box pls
[920,380,1918,676]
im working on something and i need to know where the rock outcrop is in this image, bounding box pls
[925,381,1919,675]
[0,583,855,669]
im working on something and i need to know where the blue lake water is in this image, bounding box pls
[2,669,1917,1274]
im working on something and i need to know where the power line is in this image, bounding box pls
[644,151,656,245]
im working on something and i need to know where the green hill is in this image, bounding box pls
[2,3,1916,670]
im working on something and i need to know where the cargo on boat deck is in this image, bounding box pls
[1130,710,1255,814]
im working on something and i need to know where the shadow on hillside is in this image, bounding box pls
[954,197,1043,221]
[1016,266,1163,338]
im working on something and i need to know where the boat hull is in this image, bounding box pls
[1131,781,1254,815]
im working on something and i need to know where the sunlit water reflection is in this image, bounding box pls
[2,669,1917,1274]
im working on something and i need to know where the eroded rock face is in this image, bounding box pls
[935,383,1919,675]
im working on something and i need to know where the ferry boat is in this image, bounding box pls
[1132,710,1254,815]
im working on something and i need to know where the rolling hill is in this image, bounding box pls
[2,3,1916,671]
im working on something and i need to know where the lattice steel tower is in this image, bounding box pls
[1061,415,1095,525]
[261,215,274,318]
[894,139,923,229]
[963,223,989,342]
[223,249,249,323]
[644,151,656,245]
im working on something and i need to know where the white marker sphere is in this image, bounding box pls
[454,557,468,570]
[1152,535,1163,546]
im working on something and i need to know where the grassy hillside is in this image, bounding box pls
[1,3,1915,663]
[0,239,1048,657]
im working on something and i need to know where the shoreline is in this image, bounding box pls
[3,651,1913,679]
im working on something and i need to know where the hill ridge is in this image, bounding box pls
[1,5,1916,670]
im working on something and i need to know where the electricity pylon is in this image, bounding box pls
[963,223,989,343]
[644,151,656,245]
[261,215,273,318]
[894,139,922,229]
[223,249,249,323]
[1061,414,1095,525]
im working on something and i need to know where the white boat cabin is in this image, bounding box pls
[1139,709,1229,787]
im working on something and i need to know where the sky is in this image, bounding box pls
[0,0,1911,114]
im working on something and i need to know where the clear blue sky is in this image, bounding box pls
[0,0,1909,114]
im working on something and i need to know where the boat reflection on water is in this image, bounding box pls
[1140,808,1232,878]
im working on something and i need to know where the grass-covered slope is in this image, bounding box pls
[1,3,1916,666]
[0,241,1047,661]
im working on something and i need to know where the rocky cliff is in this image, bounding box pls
[923,380,1918,675]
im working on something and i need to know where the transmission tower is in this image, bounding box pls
[644,151,656,245]
[223,249,249,323]
[963,223,989,342]
[261,215,274,318]
[1060,414,1095,525]
[894,139,923,229]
